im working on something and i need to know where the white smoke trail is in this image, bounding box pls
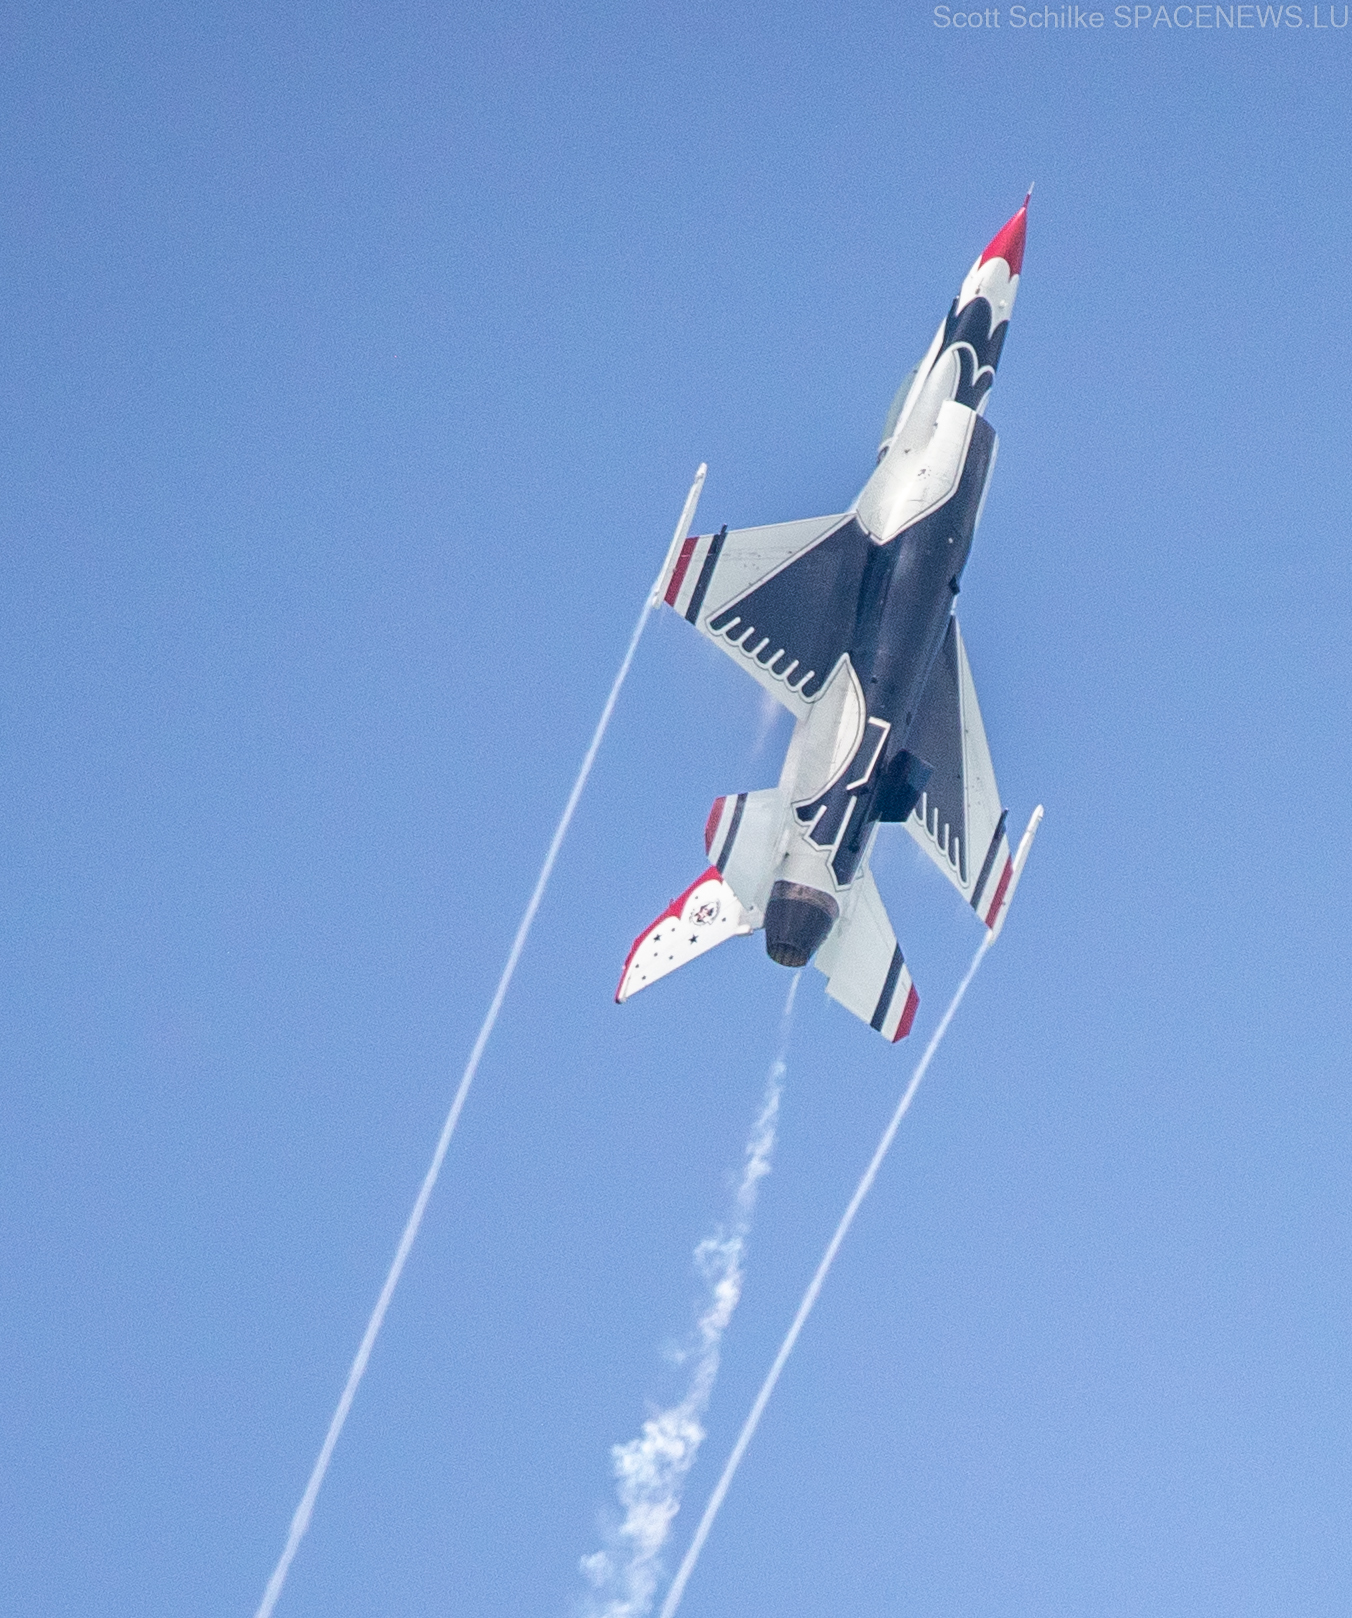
[254,468,707,1618]
[749,688,782,762]
[657,934,993,1618]
[579,976,799,1618]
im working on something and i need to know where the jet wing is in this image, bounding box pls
[658,514,867,718]
[904,614,1017,931]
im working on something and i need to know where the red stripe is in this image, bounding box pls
[978,201,1028,276]
[984,856,1014,928]
[616,866,722,1001]
[703,797,725,856]
[663,535,699,607]
[893,983,920,1042]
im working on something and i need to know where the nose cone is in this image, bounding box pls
[979,192,1031,276]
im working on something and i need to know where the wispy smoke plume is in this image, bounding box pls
[578,977,798,1618]
[657,934,993,1618]
[749,687,784,762]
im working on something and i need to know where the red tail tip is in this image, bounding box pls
[978,196,1030,276]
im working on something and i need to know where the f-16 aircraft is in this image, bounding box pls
[618,198,1043,1041]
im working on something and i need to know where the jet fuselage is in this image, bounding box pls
[621,197,1038,1031]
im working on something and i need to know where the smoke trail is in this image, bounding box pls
[254,469,707,1618]
[657,935,993,1618]
[749,688,783,762]
[579,977,799,1618]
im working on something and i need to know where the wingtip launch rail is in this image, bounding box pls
[652,462,708,608]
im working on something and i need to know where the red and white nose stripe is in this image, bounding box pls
[978,192,1030,276]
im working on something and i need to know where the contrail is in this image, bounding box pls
[254,467,707,1618]
[579,976,799,1618]
[657,933,993,1618]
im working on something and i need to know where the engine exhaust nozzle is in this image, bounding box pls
[764,880,839,968]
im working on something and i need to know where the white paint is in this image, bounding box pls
[617,873,754,1002]
[856,397,975,543]
[957,250,1020,323]
[652,465,709,607]
[987,805,1044,942]
[788,655,866,810]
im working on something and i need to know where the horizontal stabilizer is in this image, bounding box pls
[616,868,753,1003]
[814,869,919,1042]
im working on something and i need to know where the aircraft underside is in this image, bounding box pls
[618,197,1043,1041]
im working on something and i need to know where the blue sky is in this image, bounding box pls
[3,4,1350,1615]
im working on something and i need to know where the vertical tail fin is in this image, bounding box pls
[616,869,753,1003]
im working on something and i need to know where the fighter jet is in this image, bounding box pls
[618,198,1043,1041]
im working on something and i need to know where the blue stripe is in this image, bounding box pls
[871,945,905,1032]
[715,793,746,873]
[970,808,1008,912]
[685,526,727,624]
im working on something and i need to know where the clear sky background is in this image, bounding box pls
[3,4,1350,1615]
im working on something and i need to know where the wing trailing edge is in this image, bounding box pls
[904,615,1007,923]
[658,513,855,718]
[902,616,1043,939]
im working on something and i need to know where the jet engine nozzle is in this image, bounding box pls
[764,880,839,968]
